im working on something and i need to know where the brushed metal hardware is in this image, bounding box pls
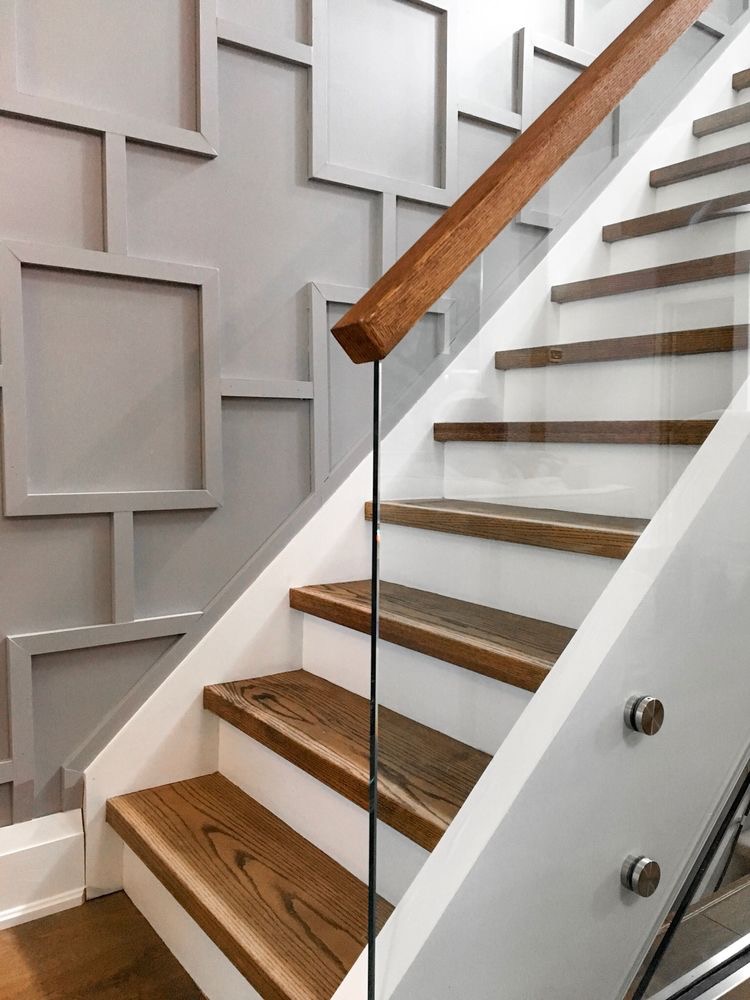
[621,855,661,897]
[625,696,665,736]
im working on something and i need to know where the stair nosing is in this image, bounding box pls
[693,101,750,138]
[494,327,749,369]
[365,498,646,559]
[432,420,716,446]
[650,141,750,188]
[550,251,750,304]
[289,580,571,692]
[602,193,750,242]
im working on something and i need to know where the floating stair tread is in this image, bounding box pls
[693,101,750,138]
[650,142,750,187]
[550,251,750,303]
[734,69,750,92]
[433,420,716,445]
[107,772,390,1000]
[494,327,749,369]
[602,193,750,242]
[289,580,574,692]
[365,498,647,559]
[204,670,490,852]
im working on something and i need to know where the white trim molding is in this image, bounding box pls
[0,810,84,930]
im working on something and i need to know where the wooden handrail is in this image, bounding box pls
[333,0,713,363]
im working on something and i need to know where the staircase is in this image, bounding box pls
[103,57,750,1000]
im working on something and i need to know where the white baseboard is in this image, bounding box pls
[0,810,84,930]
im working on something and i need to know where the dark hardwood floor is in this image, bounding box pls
[0,892,204,999]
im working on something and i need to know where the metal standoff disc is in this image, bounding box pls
[621,855,661,897]
[625,696,665,736]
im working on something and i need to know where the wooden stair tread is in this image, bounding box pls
[107,772,389,1000]
[602,193,750,242]
[650,142,750,187]
[494,327,749,369]
[550,251,750,303]
[289,580,574,692]
[366,498,647,559]
[433,420,716,445]
[734,69,750,92]
[204,671,490,852]
[693,101,750,138]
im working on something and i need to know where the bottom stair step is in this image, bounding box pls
[107,772,392,1000]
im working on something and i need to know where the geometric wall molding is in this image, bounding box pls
[4,612,201,823]
[0,242,222,516]
[515,27,601,231]
[0,0,220,157]
[217,18,314,69]
[310,0,458,207]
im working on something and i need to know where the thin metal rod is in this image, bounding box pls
[367,360,382,1000]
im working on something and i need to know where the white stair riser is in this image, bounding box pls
[499,353,743,423]
[607,212,750,273]
[653,161,750,210]
[695,118,750,156]
[379,523,618,629]
[218,720,427,904]
[556,273,748,346]
[302,616,529,755]
[442,441,698,518]
[123,847,260,1000]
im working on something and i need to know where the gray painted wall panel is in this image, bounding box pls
[22,270,203,495]
[0,489,112,633]
[133,398,312,616]
[0,0,739,822]
[16,0,198,130]
[0,117,102,250]
[0,784,10,828]
[326,0,442,188]
[31,636,177,817]
[126,48,378,382]
[217,0,309,42]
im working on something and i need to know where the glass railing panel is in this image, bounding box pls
[358,6,750,998]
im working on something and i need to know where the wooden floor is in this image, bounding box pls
[0,892,204,999]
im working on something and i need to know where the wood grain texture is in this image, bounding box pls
[289,580,574,692]
[330,0,712,362]
[693,101,750,137]
[204,671,490,851]
[107,773,390,1000]
[0,892,204,1000]
[433,420,716,445]
[550,251,750,303]
[366,498,648,559]
[494,326,749,368]
[650,141,750,187]
[734,69,750,92]
[602,193,750,242]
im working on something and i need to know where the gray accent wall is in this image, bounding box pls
[0,0,742,826]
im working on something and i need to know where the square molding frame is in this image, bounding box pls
[0,241,223,516]
[5,612,201,823]
[0,0,219,157]
[310,0,458,207]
